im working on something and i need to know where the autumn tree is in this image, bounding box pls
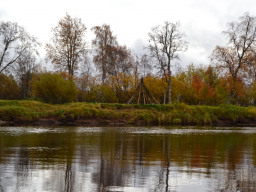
[211,13,256,103]
[91,24,118,83]
[111,45,134,76]
[109,73,134,103]
[92,24,135,102]
[75,59,98,102]
[0,21,39,74]
[148,21,188,104]
[107,46,134,102]
[46,13,87,76]
[143,75,167,104]
[14,49,39,99]
[0,74,19,99]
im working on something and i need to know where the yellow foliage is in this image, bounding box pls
[144,75,167,104]
[0,74,20,99]
[30,72,78,104]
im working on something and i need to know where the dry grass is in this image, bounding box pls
[1,100,256,126]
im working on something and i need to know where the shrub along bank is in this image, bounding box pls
[1,100,256,126]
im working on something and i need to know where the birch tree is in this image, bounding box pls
[91,24,117,83]
[46,13,87,76]
[211,13,256,103]
[148,21,187,104]
[0,21,39,74]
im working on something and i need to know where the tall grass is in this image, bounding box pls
[1,100,256,126]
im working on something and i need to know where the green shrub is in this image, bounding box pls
[97,85,119,103]
[30,73,78,104]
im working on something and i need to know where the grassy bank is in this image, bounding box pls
[1,100,256,126]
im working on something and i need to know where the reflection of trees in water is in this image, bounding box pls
[94,132,128,191]
[0,177,3,192]
[0,148,4,191]
[213,160,256,191]
[87,132,256,191]
[64,160,74,192]
[89,133,178,192]
[16,144,29,175]
[37,130,77,192]
[211,166,256,191]
[15,144,30,191]
[58,131,76,192]
[152,135,172,192]
[0,164,5,192]
[238,166,256,191]
[165,135,170,192]
[1,128,256,191]
[40,161,75,192]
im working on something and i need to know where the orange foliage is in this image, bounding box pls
[191,74,215,104]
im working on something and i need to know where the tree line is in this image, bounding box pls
[1,12,256,105]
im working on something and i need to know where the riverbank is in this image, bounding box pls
[1,100,256,126]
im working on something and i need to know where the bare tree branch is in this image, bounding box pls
[211,13,256,103]
[0,21,39,74]
[148,21,188,104]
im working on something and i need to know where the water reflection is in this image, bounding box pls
[0,126,256,191]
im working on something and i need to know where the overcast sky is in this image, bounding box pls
[1,0,256,68]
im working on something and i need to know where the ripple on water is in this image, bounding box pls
[128,126,256,135]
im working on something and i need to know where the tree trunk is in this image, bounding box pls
[168,71,172,104]
[102,63,106,84]
[228,79,236,104]
[163,89,166,104]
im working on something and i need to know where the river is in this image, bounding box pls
[0,126,256,191]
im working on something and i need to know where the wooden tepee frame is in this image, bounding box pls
[127,78,160,104]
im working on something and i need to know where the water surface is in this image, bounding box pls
[0,126,256,191]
